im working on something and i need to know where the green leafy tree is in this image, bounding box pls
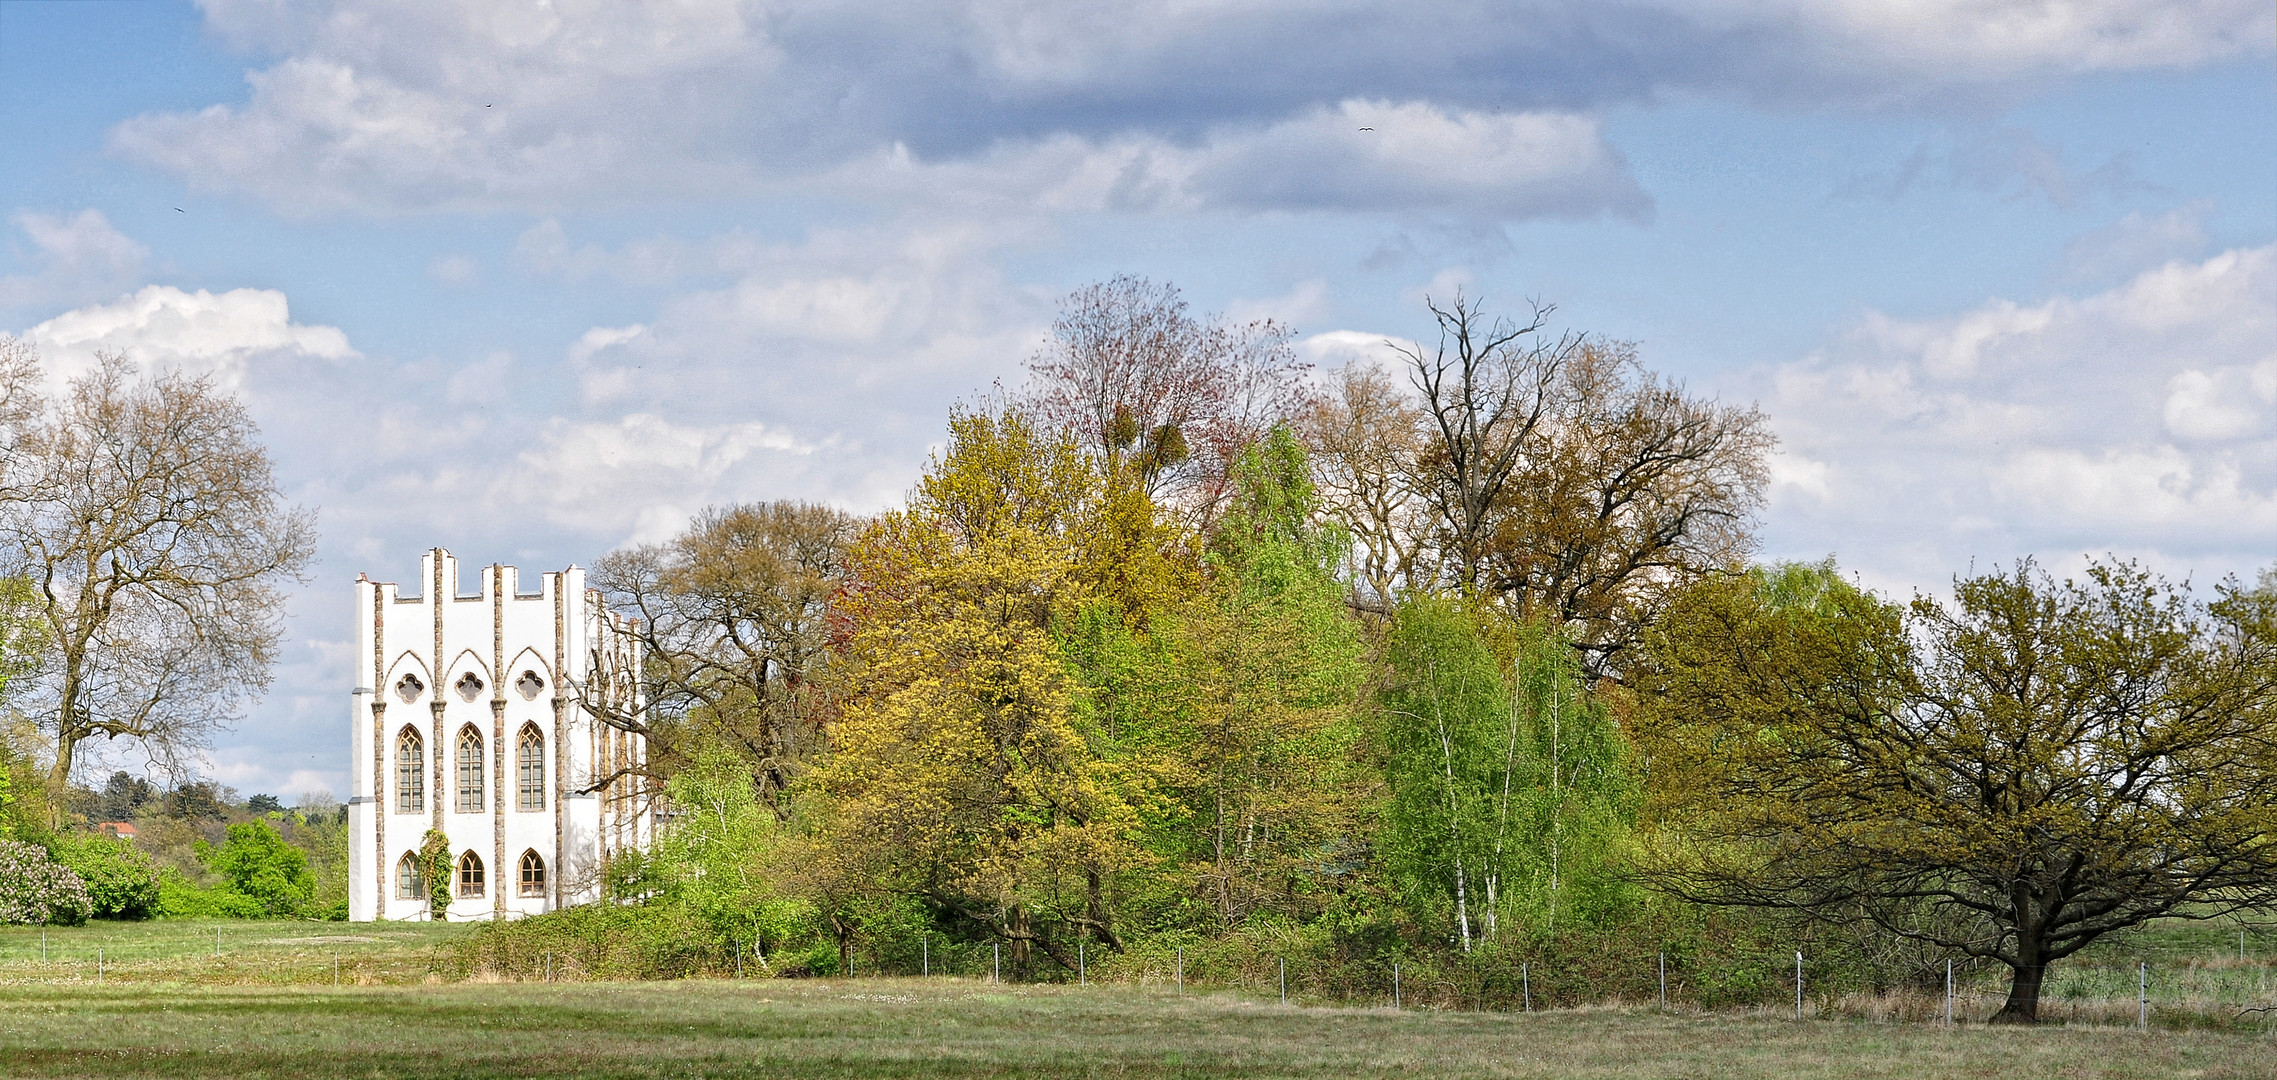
[1178,428,1367,926]
[1380,597,1633,951]
[200,821,313,916]
[650,747,815,963]
[1637,559,2277,1024]
[817,409,1171,973]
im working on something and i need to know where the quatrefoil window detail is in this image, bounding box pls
[515,670,545,700]
[394,674,425,703]
[455,672,486,702]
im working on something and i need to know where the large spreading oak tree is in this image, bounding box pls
[593,500,854,812]
[0,347,312,817]
[1636,560,2277,1023]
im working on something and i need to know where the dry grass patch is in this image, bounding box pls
[0,977,2269,1079]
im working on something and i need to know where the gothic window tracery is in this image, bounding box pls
[518,850,546,897]
[395,728,425,814]
[455,726,485,811]
[396,852,423,900]
[457,851,485,898]
[516,726,545,811]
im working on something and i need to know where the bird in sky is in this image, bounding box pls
[1358,126,1374,131]
[174,207,184,212]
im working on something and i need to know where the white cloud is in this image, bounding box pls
[107,1,2268,216]
[24,284,356,391]
[980,101,1648,220]
[505,413,813,538]
[1227,279,1332,328]
[2061,202,2212,284]
[0,209,148,312]
[1298,329,1414,371]
[426,253,478,284]
[1756,243,2277,587]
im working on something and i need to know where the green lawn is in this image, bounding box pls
[1,920,2272,1078]
[0,918,479,987]
[0,975,2271,1079]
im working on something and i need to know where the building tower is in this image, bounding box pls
[347,548,648,921]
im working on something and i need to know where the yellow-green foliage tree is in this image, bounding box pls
[1636,559,2277,1024]
[815,410,1180,973]
[1175,428,1367,927]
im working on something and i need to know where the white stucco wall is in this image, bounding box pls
[347,548,649,922]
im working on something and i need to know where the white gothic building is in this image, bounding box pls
[347,548,650,921]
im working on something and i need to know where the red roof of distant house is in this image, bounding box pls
[98,822,136,839]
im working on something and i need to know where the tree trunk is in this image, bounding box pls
[1991,961,2045,1024]
[1009,903,1032,976]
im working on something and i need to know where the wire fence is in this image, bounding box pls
[5,922,2275,1030]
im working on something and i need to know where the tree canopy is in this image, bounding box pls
[1636,559,2277,1022]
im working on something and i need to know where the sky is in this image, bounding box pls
[1,0,2271,801]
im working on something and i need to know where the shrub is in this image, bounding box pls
[199,821,314,916]
[0,838,92,925]
[52,834,160,919]
[459,902,733,980]
[157,867,265,919]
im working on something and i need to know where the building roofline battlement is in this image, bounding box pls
[359,547,588,605]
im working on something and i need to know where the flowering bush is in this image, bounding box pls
[0,838,93,925]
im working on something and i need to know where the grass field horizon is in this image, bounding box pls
[2,977,2271,1079]
[3,919,2274,1078]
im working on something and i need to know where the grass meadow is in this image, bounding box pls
[1,919,2272,1079]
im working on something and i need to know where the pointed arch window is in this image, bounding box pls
[395,728,425,814]
[396,852,424,900]
[516,725,545,811]
[517,850,547,897]
[455,726,485,812]
[457,850,485,898]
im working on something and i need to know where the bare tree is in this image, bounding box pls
[1483,341,1772,676]
[0,350,313,814]
[1391,297,1771,677]
[590,501,854,813]
[1024,275,1311,521]
[1394,293,1582,595]
[1300,361,1429,615]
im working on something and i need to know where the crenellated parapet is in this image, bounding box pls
[346,548,649,922]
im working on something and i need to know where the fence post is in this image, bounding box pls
[97,947,103,984]
[1393,961,1401,1009]
[1079,941,1085,986]
[922,934,929,977]
[2138,961,2147,1030]
[1944,959,1953,1026]
[993,943,1001,985]
[735,940,743,979]
[1522,962,1531,1012]
[1279,958,1286,1006]
[1795,951,1803,1021]
[1658,952,1666,1009]
[1177,947,1184,994]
